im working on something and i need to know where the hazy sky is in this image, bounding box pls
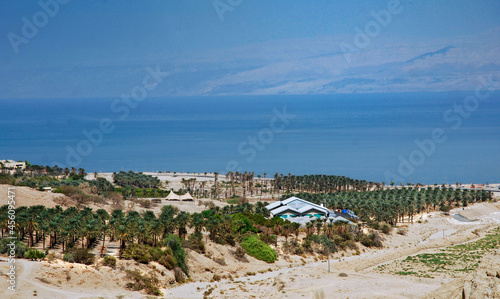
[1,0,499,98]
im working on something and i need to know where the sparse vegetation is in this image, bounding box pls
[386,228,500,278]
[63,248,95,265]
[125,269,162,296]
[103,256,117,268]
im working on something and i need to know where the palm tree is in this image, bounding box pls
[175,211,190,239]
[190,213,204,235]
[315,218,323,235]
[96,209,110,251]
[306,221,314,237]
[282,222,291,242]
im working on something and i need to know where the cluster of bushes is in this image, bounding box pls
[121,243,177,270]
[0,173,15,185]
[181,233,206,254]
[63,248,95,265]
[121,236,188,277]
[0,239,27,258]
[232,246,248,262]
[25,249,46,260]
[53,185,105,206]
[241,235,277,263]
[307,234,338,255]
[367,221,393,235]
[284,234,343,256]
[165,235,188,276]
[102,256,117,268]
[125,269,162,296]
[360,232,383,248]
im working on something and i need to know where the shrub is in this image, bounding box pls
[165,235,188,276]
[380,223,393,235]
[63,248,95,265]
[241,235,277,263]
[231,213,258,234]
[397,228,408,235]
[440,205,453,214]
[260,234,277,245]
[336,239,358,251]
[0,173,14,184]
[122,243,176,269]
[317,235,338,254]
[137,199,151,209]
[213,257,226,266]
[0,239,27,258]
[367,221,380,230]
[361,232,384,248]
[230,246,249,262]
[103,256,116,268]
[24,249,45,260]
[173,266,185,283]
[121,243,152,263]
[371,233,383,247]
[212,274,221,281]
[234,246,248,261]
[182,238,205,254]
[157,253,177,270]
[125,270,162,296]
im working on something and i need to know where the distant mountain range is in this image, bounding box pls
[2,28,499,99]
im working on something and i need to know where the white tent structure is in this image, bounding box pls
[165,191,194,201]
[179,192,194,201]
[166,191,180,200]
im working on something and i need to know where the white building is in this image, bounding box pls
[265,196,330,219]
[0,160,26,171]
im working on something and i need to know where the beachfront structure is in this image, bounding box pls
[165,191,194,201]
[265,196,330,219]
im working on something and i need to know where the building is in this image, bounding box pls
[265,196,359,226]
[0,159,26,170]
[265,196,330,219]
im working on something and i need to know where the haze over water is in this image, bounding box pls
[1,92,499,185]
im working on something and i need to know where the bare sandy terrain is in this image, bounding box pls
[0,184,65,208]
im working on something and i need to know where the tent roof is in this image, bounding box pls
[180,192,193,201]
[166,191,180,200]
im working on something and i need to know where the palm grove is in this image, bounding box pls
[0,165,495,295]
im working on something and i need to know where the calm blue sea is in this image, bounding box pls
[1,93,499,184]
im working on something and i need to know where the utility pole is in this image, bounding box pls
[327,247,330,273]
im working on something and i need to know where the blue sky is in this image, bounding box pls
[1,0,499,98]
